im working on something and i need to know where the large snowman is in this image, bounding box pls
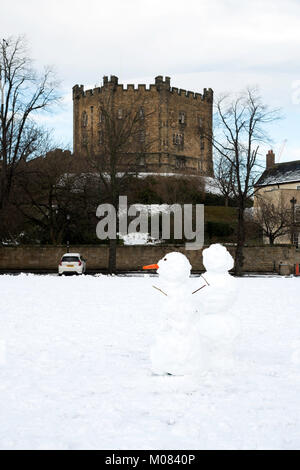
[143,252,201,376]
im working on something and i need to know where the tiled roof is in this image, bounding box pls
[255,160,300,187]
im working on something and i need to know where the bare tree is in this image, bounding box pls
[252,197,292,245]
[13,150,76,244]
[207,88,280,275]
[87,97,154,273]
[0,36,60,213]
[214,153,235,206]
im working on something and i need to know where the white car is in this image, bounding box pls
[58,253,87,275]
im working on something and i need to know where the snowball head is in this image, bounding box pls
[157,252,191,284]
[202,244,234,273]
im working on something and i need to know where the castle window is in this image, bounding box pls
[81,111,88,128]
[173,133,184,149]
[138,129,145,142]
[175,156,186,169]
[200,136,205,150]
[90,107,94,127]
[98,130,103,145]
[99,110,104,123]
[179,111,186,125]
[118,108,123,119]
[139,106,145,120]
[198,116,203,128]
[139,155,146,166]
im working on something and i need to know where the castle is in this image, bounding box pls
[72,75,214,176]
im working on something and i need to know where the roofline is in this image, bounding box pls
[254,179,300,188]
[274,159,300,166]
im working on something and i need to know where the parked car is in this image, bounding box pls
[58,253,87,275]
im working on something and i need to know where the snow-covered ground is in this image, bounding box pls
[0,273,300,450]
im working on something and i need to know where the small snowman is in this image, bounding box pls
[196,244,240,371]
[143,252,201,376]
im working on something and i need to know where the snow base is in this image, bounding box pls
[0,273,300,449]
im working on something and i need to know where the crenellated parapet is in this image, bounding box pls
[72,75,213,102]
[170,86,213,101]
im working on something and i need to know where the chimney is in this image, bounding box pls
[266,150,275,169]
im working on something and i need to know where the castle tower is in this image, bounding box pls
[72,75,214,176]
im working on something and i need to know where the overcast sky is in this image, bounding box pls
[1,0,300,162]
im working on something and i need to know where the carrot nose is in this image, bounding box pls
[143,264,159,270]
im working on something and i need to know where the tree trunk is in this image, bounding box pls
[108,238,117,274]
[0,172,8,211]
[108,192,118,275]
[234,205,245,276]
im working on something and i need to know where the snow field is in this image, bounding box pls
[0,273,300,449]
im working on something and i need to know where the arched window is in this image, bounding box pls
[179,111,186,124]
[99,109,104,123]
[200,136,205,150]
[81,111,88,128]
[139,106,145,120]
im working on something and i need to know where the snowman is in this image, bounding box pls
[143,245,240,376]
[196,244,240,371]
[143,252,206,376]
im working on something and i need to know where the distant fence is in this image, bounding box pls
[0,244,300,274]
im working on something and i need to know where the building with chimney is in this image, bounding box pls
[72,75,214,176]
[254,150,300,245]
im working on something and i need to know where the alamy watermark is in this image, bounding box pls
[96,196,204,250]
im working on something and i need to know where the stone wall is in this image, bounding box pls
[0,244,300,274]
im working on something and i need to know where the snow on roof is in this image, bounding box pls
[255,160,300,187]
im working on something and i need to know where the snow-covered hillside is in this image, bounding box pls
[0,273,300,449]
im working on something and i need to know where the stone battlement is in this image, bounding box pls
[73,75,213,102]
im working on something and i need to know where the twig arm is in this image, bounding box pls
[152,285,168,297]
